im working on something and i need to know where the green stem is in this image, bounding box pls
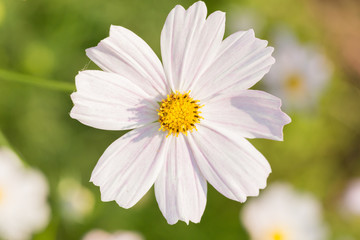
[0,68,75,92]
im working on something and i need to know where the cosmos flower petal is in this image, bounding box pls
[70,70,158,130]
[90,123,168,208]
[161,1,225,91]
[155,134,207,225]
[188,125,271,202]
[192,29,275,100]
[86,25,168,97]
[202,90,291,141]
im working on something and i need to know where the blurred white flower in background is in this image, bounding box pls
[264,29,332,111]
[241,183,328,240]
[58,177,95,222]
[341,178,360,215]
[0,147,50,240]
[83,229,144,240]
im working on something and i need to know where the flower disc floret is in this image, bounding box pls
[271,231,285,240]
[157,91,203,137]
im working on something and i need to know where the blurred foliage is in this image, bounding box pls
[0,0,359,239]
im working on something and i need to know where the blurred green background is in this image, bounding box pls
[0,0,359,239]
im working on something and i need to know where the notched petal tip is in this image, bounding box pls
[276,105,292,141]
[109,24,121,31]
[172,4,185,13]
[166,218,180,225]
[206,10,226,26]
[270,55,276,65]
[73,70,100,91]
[115,199,134,209]
[88,124,167,213]
[69,92,83,121]
[280,102,292,125]
[263,91,291,141]
[187,1,207,19]
[212,10,226,16]
[208,9,225,18]
[188,126,272,204]
[281,112,292,125]
[84,46,98,61]
[248,28,255,36]
[285,114,292,124]
[239,170,271,204]
[109,25,135,39]
[275,98,292,141]
[192,1,206,9]
[68,107,76,120]
[166,217,200,225]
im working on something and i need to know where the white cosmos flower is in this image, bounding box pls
[70,1,291,224]
[264,29,332,110]
[342,178,360,215]
[0,147,50,240]
[82,229,144,240]
[241,183,328,240]
[58,177,95,222]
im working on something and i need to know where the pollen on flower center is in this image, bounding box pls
[157,91,203,137]
[285,74,305,94]
[270,230,286,240]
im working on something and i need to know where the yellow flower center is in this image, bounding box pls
[157,91,203,137]
[267,229,288,240]
[271,231,285,240]
[285,74,305,95]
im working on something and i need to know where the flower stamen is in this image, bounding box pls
[269,229,286,240]
[157,91,203,137]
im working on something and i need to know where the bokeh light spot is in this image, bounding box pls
[0,0,5,26]
[23,42,55,76]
